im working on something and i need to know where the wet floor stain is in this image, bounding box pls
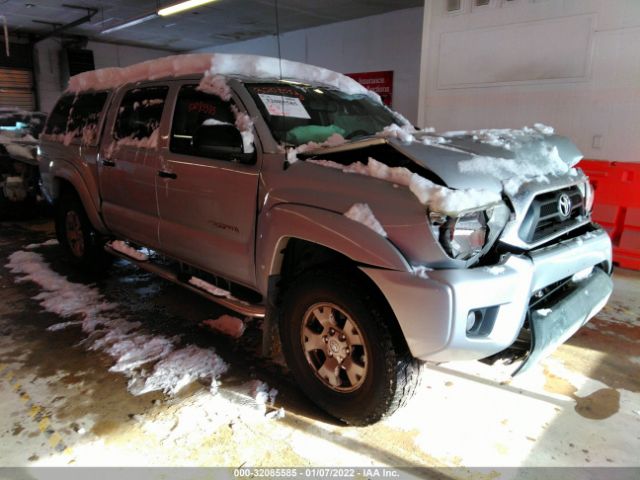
[11,423,24,436]
[574,388,621,420]
[543,367,620,420]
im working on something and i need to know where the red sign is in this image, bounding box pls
[345,70,394,106]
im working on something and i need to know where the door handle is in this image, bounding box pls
[158,170,177,179]
[102,159,116,167]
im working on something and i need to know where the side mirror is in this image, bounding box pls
[193,124,256,164]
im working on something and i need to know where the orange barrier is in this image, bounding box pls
[580,159,640,270]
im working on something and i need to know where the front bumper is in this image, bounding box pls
[360,226,613,365]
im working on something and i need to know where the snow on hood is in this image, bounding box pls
[389,124,584,195]
[67,53,377,101]
[0,131,38,162]
[309,157,501,216]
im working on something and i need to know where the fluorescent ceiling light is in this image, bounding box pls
[101,13,157,34]
[158,0,218,17]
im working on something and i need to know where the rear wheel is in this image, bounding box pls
[279,269,422,425]
[55,192,111,272]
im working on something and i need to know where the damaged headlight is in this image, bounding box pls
[579,180,595,213]
[429,204,511,261]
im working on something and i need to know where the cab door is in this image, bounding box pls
[156,83,260,287]
[98,85,169,249]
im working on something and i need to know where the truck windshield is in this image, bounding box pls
[245,82,400,146]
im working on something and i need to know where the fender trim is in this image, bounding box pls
[256,204,410,294]
[50,162,108,234]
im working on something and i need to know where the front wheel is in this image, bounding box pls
[279,269,422,425]
[55,192,111,272]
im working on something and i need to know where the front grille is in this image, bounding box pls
[519,186,584,243]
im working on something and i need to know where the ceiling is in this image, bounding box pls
[1,0,423,51]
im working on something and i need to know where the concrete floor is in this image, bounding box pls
[0,218,639,474]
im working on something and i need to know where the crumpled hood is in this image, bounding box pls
[387,132,583,195]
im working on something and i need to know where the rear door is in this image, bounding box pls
[98,85,169,249]
[156,83,261,287]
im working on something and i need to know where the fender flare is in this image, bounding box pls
[49,160,108,234]
[256,203,410,294]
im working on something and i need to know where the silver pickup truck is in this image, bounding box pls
[38,54,613,425]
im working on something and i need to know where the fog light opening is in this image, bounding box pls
[466,306,499,338]
[466,310,483,333]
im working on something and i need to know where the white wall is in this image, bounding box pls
[193,7,424,124]
[419,0,640,162]
[34,39,171,113]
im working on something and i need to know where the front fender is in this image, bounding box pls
[256,203,410,295]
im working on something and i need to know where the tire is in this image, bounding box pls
[279,269,422,426]
[55,192,111,272]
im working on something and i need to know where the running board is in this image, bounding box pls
[104,244,266,318]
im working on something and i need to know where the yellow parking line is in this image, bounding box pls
[48,432,62,448]
[29,405,42,418]
[38,417,50,432]
[2,367,71,456]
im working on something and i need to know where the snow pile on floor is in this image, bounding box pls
[108,240,149,261]
[67,53,375,101]
[309,157,501,215]
[188,276,233,298]
[287,133,346,163]
[5,250,228,397]
[130,345,228,396]
[344,203,387,237]
[24,239,59,250]
[450,124,581,195]
[202,315,246,338]
[238,380,284,419]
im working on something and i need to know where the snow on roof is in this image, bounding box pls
[67,53,375,100]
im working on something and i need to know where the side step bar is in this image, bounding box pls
[104,244,266,318]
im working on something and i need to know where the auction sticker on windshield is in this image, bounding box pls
[258,94,311,119]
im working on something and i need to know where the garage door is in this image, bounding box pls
[0,67,35,110]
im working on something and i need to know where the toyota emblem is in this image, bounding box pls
[557,193,572,219]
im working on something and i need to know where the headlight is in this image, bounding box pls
[577,179,595,214]
[429,204,510,261]
[584,181,595,213]
[430,210,486,260]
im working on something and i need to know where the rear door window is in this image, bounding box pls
[170,85,236,157]
[113,86,169,141]
[68,92,109,144]
[44,95,74,135]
